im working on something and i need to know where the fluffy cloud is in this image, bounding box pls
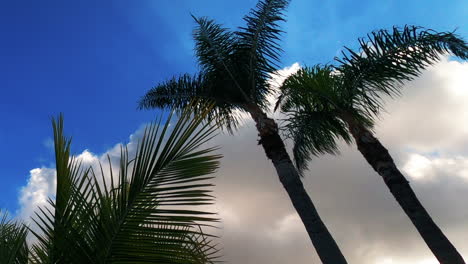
[403,153,468,181]
[18,167,56,222]
[16,57,468,263]
[267,62,301,111]
[377,57,468,154]
[210,57,468,263]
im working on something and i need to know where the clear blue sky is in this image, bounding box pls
[1,0,467,213]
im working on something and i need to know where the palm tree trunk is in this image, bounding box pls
[345,117,465,264]
[246,104,348,264]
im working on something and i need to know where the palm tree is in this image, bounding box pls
[6,104,222,263]
[276,26,468,264]
[138,0,347,263]
[0,210,28,264]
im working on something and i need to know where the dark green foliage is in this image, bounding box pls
[0,211,29,264]
[277,26,468,173]
[276,66,355,174]
[337,25,468,118]
[139,0,290,133]
[235,0,289,104]
[21,104,222,264]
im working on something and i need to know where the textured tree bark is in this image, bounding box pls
[345,117,465,264]
[246,104,348,264]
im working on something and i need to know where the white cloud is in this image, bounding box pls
[403,153,468,181]
[268,62,301,89]
[402,154,434,180]
[417,259,439,264]
[266,213,303,242]
[76,150,99,164]
[18,168,56,222]
[376,257,439,264]
[377,56,468,154]
[267,62,301,111]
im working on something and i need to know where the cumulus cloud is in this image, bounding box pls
[16,58,468,263]
[267,62,301,111]
[403,153,468,181]
[18,168,56,222]
[377,56,468,154]
[209,57,468,263]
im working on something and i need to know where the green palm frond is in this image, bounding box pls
[284,110,351,175]
[0,210,29,264]
[138,74,244,133]
[29,115,109,263]
[337,25,468,116]
[30,104,222,264]
[235,0,289,109]
[138,74,212,110]
[192,16,236,80]
[237,0,289,75]
[276,65,345,113]
[277,66,355,174]
[191,15,252,131]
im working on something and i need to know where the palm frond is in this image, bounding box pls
[30,104,222,263]
[29,114,100,263]
[336,25,468,116]
[0,210,29,264]
[98,104,222,263]
[138,73,245,133]
[277,66,355,174]
[235,0,290,109]
[138,73,212,111]
[283,110,351,175]
[276,65,346,113]
[192,16,237,83]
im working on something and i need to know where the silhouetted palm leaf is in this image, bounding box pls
[337,25,468,117]
[0,210,29,264]
[29,103,221,264]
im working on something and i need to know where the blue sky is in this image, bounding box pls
[2,1,468,262]
[1,0,468,244]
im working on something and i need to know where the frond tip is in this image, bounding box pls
[337,25,468,106]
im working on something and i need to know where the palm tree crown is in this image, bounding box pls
[277,25,468,172]
[138,0,289,132]
[276,25,468,264]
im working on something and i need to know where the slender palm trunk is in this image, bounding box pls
[344,116,465,264]
[246,104,348,264]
